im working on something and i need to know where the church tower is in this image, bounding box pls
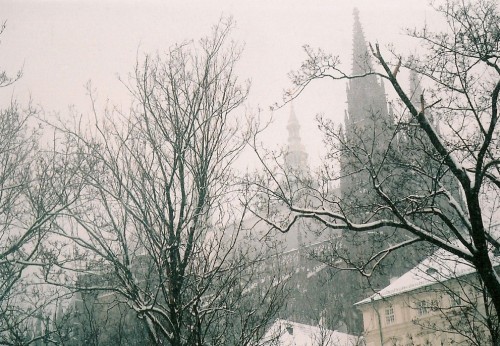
[340,9,393,218]
[405,70,465,225]
[285,102,309,175]
[284,103,310,248]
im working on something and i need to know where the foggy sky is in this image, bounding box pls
[1,0,440,168]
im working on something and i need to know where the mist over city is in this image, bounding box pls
[1,1,499,345]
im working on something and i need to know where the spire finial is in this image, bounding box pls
[353,7,360,18]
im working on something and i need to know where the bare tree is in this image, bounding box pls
[246,0,500,339]
[0,22,83,345]
[45,19,285,346]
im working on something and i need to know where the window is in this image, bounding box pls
[430,299,440,311]
[416,299,440,315]
[416,300,428,316]
[449,292,461,307]
[385,305,395,325]
[426,267,439,276]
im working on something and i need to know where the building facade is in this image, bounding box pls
[355,249,499,345]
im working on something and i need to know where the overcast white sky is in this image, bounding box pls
[1,0,441,168]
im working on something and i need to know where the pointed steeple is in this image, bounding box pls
[340,9,393,208]
[345,9,390,128]
[352,8,374,75]
[285,103,308,173]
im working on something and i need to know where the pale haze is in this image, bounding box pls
[1,0,437,167]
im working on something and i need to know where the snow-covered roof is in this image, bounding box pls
[260,319,360,346]
[355,247,500,306]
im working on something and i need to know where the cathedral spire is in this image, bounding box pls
[345,9,389,128]
[340,9,392,207]
[285,102,308,173]
[352,7,373,75]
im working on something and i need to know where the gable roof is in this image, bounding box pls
[260,319,360,346]
[355,247,500,306]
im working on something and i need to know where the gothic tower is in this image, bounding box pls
[405,70,465,229]
[285,103,310,248]
[285,102,309,175]
[340,8,393,219]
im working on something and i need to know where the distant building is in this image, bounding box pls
[340,8,394,219]
[252,8,428,338]
[333,11,474,345]
[260,319,362,346]
[60,8,474,345]
[65,261,152,345]
[355,248,500,345]
[340,7,464,227]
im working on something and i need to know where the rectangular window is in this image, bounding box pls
[430,299,440,311]
[385,306,395,325]
[449,292,461,307]
[416,301,428,316]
